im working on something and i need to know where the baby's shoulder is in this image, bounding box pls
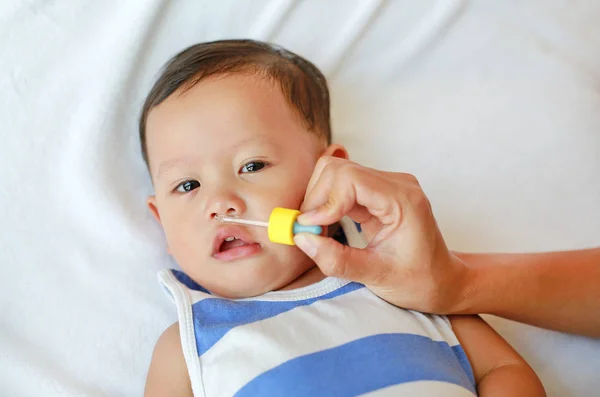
[145,322,192,397]
[154,322,183,356]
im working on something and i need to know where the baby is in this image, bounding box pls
[141,40,544,396]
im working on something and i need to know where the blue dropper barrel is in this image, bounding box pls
[293,223,323,236]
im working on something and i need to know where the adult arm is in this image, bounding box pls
[454,248,600,338]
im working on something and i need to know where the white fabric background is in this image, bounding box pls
[1,0,599,396]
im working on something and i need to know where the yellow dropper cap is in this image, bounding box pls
[268,207,301,245]
[216,207,323,246]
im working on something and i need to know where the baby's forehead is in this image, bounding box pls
[147,117,319,174]
[151,75,292,121]
[149,79,310,138]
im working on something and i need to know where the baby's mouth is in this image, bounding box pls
[219,237,251,252]
[212,226,262,261]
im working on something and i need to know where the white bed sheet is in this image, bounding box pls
[1,0,599,396]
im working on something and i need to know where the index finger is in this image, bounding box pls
[299,163,400,227]
[301,156,351,211]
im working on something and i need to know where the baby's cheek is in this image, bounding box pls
[161,216,200,258]
[278,180,310,208]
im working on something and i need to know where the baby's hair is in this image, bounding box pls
[139,39,331,169]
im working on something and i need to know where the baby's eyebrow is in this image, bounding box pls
[156,157,192,179]
[230,134,272,150]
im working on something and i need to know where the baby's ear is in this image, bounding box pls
[147,196,162,225]
[147,197,172,254]
[323,143,349,160]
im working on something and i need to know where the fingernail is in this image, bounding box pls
[293,233,318,258]
[297,210,317,224]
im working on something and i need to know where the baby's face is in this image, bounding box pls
[145,75,330,298]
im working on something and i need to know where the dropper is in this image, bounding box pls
[216,207,323,246]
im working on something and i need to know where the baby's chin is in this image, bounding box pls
[177,248,316,298]
[202,275,297,299]
[189,264,310,299]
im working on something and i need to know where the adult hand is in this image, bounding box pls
[294,156,472,314]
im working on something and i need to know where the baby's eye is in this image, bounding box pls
[240,161,267,173]
[175,180,201,193]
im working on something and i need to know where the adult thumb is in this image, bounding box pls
[293,233,371,281]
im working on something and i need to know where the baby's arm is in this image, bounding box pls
[450,315,545,396]
[144,322,193,397]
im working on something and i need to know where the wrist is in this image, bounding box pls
[449,252,486,315]
[452,251,518,317]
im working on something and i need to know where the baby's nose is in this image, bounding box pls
[211,208,237,219]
